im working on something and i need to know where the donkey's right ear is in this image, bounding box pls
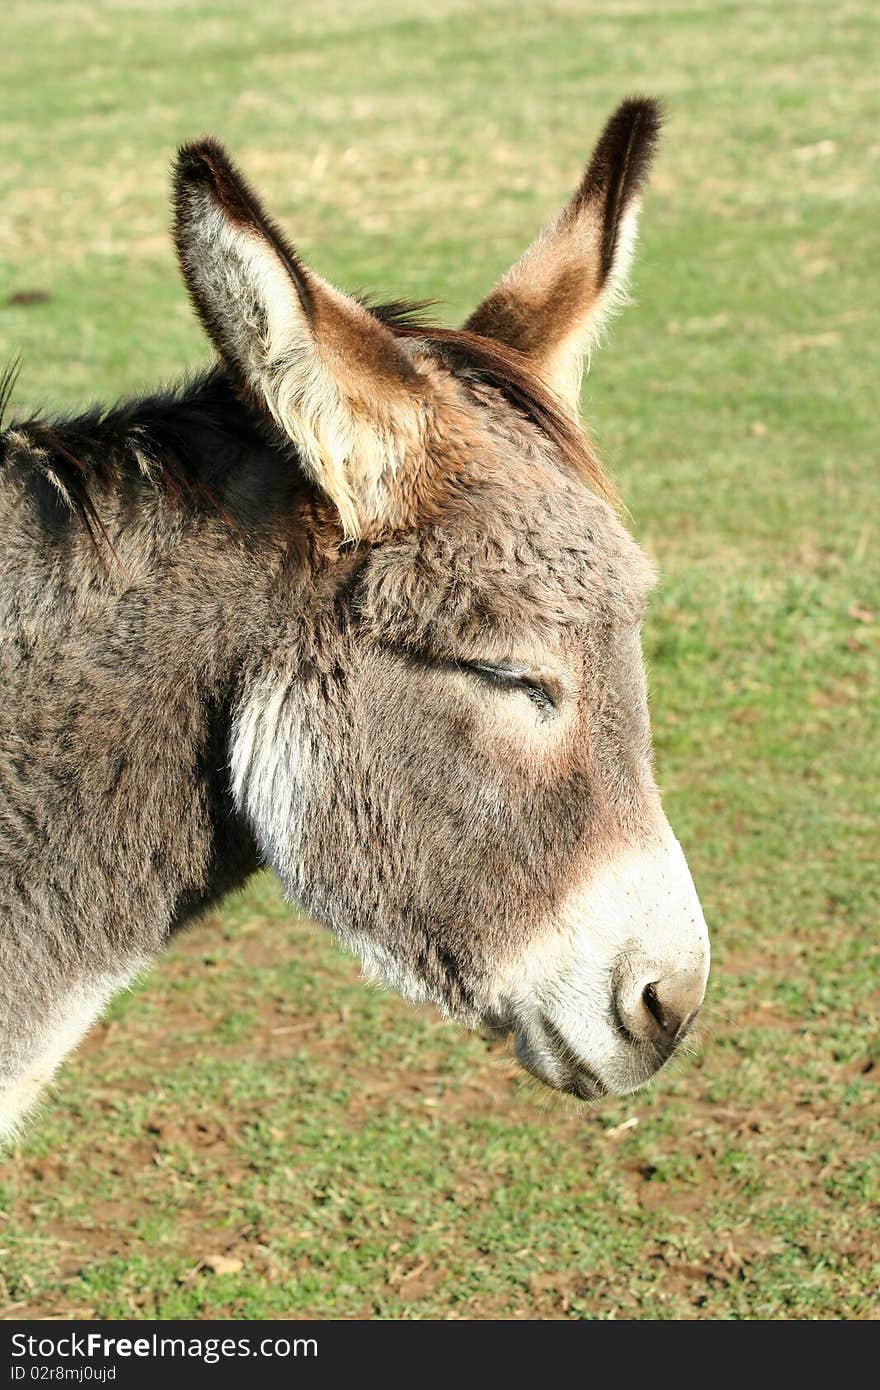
[172,138,423,539]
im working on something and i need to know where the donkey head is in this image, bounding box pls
[173,99,709,1101]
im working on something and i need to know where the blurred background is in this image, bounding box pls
[0,0,876,1319]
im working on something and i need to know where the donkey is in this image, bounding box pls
[0,98,709,1141]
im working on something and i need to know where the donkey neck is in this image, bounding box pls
[0,373,321,965]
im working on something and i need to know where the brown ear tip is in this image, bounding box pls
[617,95,664,126]
[173,136,232,190]
[606,96,664,152]
[578,95,663,209]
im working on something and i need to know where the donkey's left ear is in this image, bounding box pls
[173,138,424,539]
[465,98,661,412]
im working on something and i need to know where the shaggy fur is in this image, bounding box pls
[0,98,710,1137]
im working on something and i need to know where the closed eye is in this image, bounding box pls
[388,645,559,716]
[461,661,557,715]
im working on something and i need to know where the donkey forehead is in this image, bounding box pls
[357,455,656,650]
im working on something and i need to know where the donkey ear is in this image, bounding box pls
[172,138,423,538]
[465,98,661,411]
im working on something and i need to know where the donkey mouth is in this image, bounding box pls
[514,1014,609,1102]
[552,1060,608,1102]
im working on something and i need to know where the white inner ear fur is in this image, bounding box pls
[186,202,413,539]
[543,198,642,412]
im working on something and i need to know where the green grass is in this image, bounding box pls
[1,0,877,1320]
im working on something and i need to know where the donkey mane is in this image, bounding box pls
[0,302,615,550]
[0,366,259,549]
[372,300,617,507]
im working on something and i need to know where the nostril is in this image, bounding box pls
[612,961,705,1058]
[642,981,674,1037]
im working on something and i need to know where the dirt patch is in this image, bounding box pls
[3,906,878,1321]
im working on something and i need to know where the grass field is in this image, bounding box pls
[0,0,877,1320]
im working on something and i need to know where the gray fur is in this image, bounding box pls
[0,103,709,1135]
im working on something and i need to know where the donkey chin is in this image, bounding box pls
[492,826,710,1101]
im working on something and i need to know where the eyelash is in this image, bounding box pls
[461,661,556,714]
[391,646,557,716]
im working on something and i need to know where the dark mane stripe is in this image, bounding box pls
[0,368,260,544]
[0,359,20,429]
[0,304,617,547]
